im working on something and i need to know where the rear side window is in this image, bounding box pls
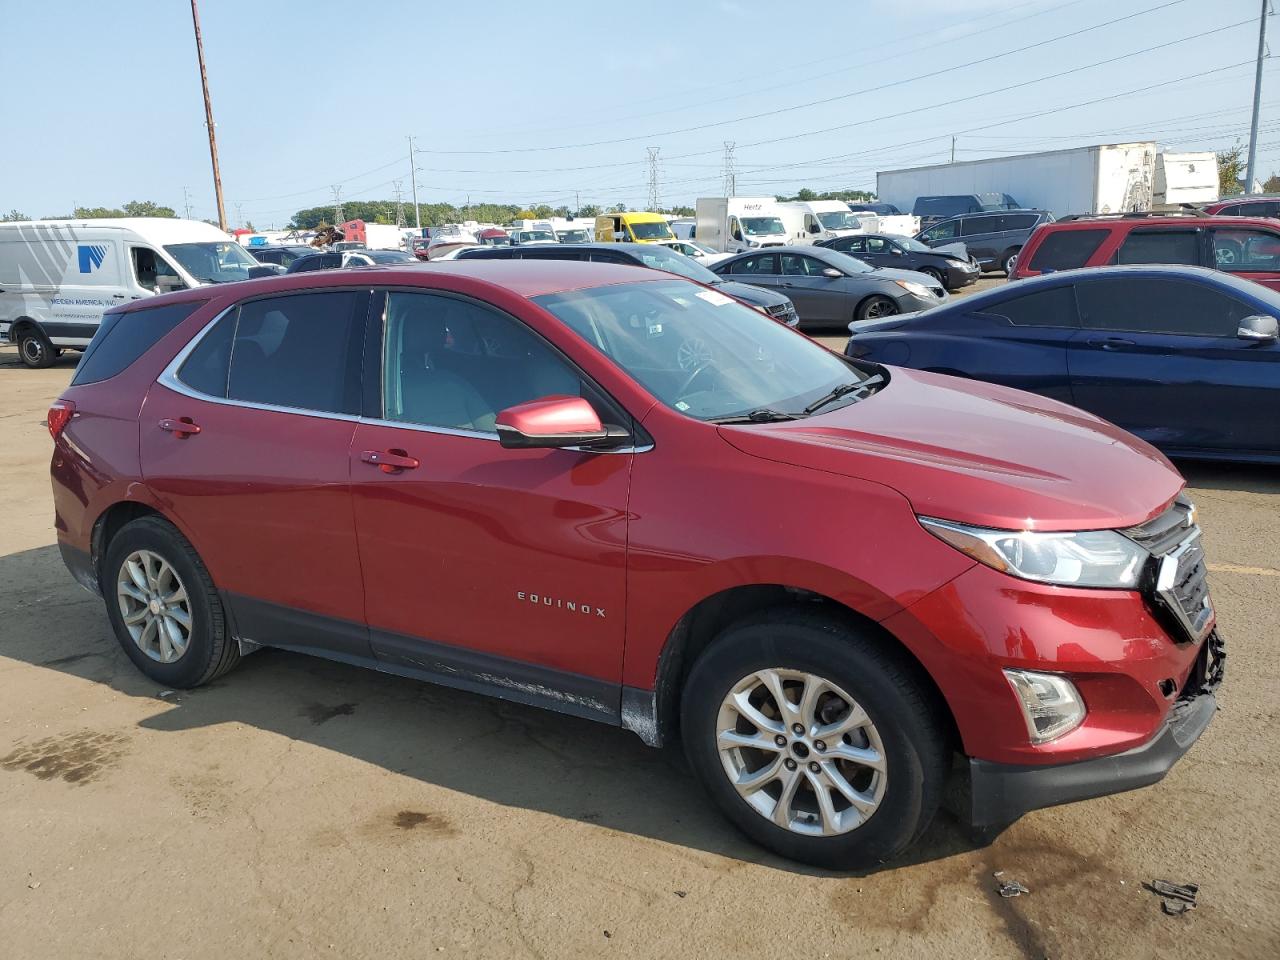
[1001,214,1040,231]
[1076,278,1251,337]
[979,286,1077,328]
[1115,230,1200,265]
[1027,229,1109,271]
[176,292,364,414]
[71,300,205,386]
[961,216,1000,237]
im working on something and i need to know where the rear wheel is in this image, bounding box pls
[17,328,58,368]
[103,516,239,688]
[680,610,949,868]
[1002,250,1020,276]
[856,295,900,323]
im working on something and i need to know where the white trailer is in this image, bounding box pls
[877,143,1158,219]
[1153,152,1219,208]
[694,197,789,253]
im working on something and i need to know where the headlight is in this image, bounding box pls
[745,240,759,248]
[895,279,933,297]
[1003,669,1086,743]
[918,517,1148,588]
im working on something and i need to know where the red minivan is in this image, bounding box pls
[1011,213,1280,291]
[49,261,1222,867]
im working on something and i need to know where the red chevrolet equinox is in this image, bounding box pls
[49,261,1223,866]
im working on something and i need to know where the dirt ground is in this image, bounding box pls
[1,343,1277,959]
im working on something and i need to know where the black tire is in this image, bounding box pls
[17,327,57,369]
[680,609,949,868]
[919,267,944,288]
[856,295,900,323]
[102,516,239,688]
[1002,249,1020,276]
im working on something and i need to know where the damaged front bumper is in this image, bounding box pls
[958,630,1225,828]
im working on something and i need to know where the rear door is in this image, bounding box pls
[140,289,372,655]
[1210,223,1280,291]
[726,252,781,290]
[1068,276,1280,454]
[959,214,1003,267]
[1110,227,1203,267]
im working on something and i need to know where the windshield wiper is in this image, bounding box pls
[803,375,885,415]
[709,407,803,424]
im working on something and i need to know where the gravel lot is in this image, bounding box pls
[1,342,1277,959]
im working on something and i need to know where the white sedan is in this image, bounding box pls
[657,239,732,266]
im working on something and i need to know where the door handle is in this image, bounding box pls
[158,417,201,438]
[361,448,420,473]
[1086,337,1136,351]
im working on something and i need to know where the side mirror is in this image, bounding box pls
[808,223,820,234]
[1238,314,1279,342]
[156,275,187,292]
[890,247,904,256]
[496,396,629,450]
[821,267,843,279]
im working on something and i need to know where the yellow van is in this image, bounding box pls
[594,212,676,243]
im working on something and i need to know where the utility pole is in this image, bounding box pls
[951,136,957,163]
[408,135,422,230]
[1245,0,1270,194]
[392,180,405,228]
[189,0,226,232]
[331,185,344,225]
[182,186,192,220]
[575,191,581,217]
[722,141,737,196]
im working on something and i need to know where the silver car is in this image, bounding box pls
[711,245,947,328]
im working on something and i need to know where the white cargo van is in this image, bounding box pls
[694,197,789,253]
[777,200,876,245]
[0,218,263,368]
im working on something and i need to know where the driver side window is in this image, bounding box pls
[923,221,958,242]
[381,292,588,434]
[130,247,181,292]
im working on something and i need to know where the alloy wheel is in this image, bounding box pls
[716,668,888,836]
[116,549,193,663]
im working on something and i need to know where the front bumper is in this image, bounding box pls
[961,629,1224,827]
[943,263,979,288]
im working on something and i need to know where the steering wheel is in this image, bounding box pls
[676,358,720,398]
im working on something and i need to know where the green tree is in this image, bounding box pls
[74,206,125,218]
[1263,173,1280,194]
[609,202,627,213]
[577,203,601,217]
[551,205,572,218]
[1,209,29,221]
[122,200,176,218]
[795,188,817,202]
[1217,143,1245,196]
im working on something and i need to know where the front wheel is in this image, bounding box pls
[680,610,949,868]
[18,329,58,368]
[103,516,240,688]
[856,295,900,323]
[919,267,944,287]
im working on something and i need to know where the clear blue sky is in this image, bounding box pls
[2,0,1275,227]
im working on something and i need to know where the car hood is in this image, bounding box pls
[713,279,790,307]
[930,241,969,260]
[717,367,1182,531]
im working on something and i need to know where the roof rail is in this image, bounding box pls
[1056,209,1205,222]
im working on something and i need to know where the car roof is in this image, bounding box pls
[1046,214,1276,229]
[940,263,1278,305]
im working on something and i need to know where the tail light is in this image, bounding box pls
[47,400,75,440]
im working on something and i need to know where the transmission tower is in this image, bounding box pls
[392,180,405,228]
[722,142,737,197]
[331,185,344,225]
[646,147,661,210]
[234,203,243,229]
[182,186,192,220]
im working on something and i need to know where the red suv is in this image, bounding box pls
[1203,196,1280,219]
[1011,213,1280,291]
[49,262,1222,867]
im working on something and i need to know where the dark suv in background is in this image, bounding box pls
[917,209,1054,275]
[911,193,1021,227]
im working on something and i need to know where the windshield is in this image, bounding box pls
[741,216,785,236]
[535,279,872,421]
[366,250,416,263]
[558,230,590,242]
[521,230,556,242]
[481,235,512,246]
[816,211,865,231]
[627,244,720,284]
[630,220,676,240]
[897,237,932,252]
[164,241,259,283]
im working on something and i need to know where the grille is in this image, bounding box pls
[929,285,945,298]
[766,303,799,325]
[1124,497,1214,642]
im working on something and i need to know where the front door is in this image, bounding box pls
[140,290,372,654]
[1068,276,1280,455]
[349,289,633,719]
[779,252,839,324]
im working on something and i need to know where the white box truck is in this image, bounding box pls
[876,143,1158,220]
[1153,151,1219,208]
[0,218,264,368]
[694,197,789,252]
[777,200,876,245]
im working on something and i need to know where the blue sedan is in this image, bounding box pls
[844,265,1280,462]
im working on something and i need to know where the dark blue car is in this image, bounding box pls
[845,265,1280,462]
